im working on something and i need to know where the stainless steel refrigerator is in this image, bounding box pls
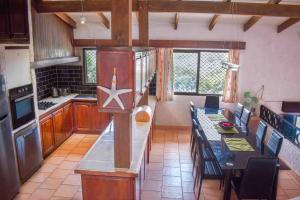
[0,74,20,200]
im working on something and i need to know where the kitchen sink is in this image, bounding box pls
[74,94,97,99]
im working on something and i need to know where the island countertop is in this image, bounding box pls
[74,96,157,177]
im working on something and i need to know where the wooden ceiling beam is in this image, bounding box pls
[97,12,110,29]
[73,39,246,50]
[35,0,300,18]
[208,0,230,31]
[138,1,149,46]
[277,18,300,33]
[243,0,281,32]
[148,1,300,18]
[55,13,76,29]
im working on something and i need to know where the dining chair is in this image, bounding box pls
[204,95,219,109]
[234,103,244,119]
[266,130,283,157]
[256,121,267,154]
[190,101,195,110]
[191,119,200,158]
[231,157,279,200]
[240,108,251,127]
[194,129,224,200]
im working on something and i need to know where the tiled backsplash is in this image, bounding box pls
[35,65,96,100]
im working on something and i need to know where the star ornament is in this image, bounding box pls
[97,68,132,110]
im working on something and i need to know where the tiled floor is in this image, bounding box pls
[15,128,300,200]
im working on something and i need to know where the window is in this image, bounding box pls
[83,48,97,84]
[173,50,228,95]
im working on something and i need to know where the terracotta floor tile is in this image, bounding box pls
[58,161,78,170]
[180,164,193,172]
[30,188,55,200]
[14,193,31,200]
[52,149,71,157]
[164,153,180,160]
[285,189,300,198]
[164,159,180,167]
[161,186,183,199]
[72,191,83,200]
[19,182,41,194]
[145,170,163,181]
[64,154,83,162]
[40,178,64,190]
[53,185,79,198]
[279,178,300,190]
[142,180,162,191]
[181,172,194,182]
[63,174,82,186]
[29,172,51,183]
[182,192,197,200]
[59,144,77,151]
[150,155,164,163]
[70,148,89,155]
[76,142,93,148]
[39,163,57,173]
[141,191,161,200]
[50,169,73,179]
[46,156,65,165]
[182,181,194,193]
[163,176,182,187]
[146,162,164,171]
[163,167,181,176]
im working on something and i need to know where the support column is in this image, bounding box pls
[111,0,133,168]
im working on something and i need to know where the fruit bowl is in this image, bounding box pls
[218,121,234,130]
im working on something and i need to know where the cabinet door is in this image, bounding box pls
[73,102,92,133]
[40,116,55,157]
[63,103,73,138]
[8,0,29,39]
[91,104,111,133]
[0,0,10,39]
[52,108,65,146]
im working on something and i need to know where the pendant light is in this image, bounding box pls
[80,0,86,24]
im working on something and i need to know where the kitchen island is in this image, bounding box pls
[74,96,156,200]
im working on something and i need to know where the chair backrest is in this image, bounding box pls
[190,101,195,110]
[190,107,196,120]
[240,108,251,126]
[239,157,278,199]
[266,130,283,157]
[195,129,205,174]
[256,121,267,154]
[204,95,219,109]
[234,103,244,119]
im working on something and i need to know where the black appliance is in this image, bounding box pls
[15,122,42,183]
[38,101,56,110]
[0,74,20,200]
[9,84,35,129]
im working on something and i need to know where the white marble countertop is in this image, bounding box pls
[38,94,97,117]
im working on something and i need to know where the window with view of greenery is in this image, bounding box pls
[173,50,228,95]
[83,49,97,84]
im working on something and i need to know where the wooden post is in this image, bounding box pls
[111,0,133,168]
[138,0,149,46]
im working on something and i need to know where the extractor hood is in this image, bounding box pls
[32,56,79,69]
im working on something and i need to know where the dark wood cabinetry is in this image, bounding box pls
[63,103,73,138]
[73,102,111,134]
[0,0,29,43]
[52,108,65,146]
[40,116,55,157]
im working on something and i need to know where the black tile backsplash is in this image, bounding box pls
[35,65,96,100]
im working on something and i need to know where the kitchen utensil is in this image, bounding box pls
[51,87,59,98]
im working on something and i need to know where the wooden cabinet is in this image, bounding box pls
[73,102,92,133]
[40,116,55,157]
[63,103,73,138]
[73,102,111,134]
[0,0,29,42]
[52,108,65,146]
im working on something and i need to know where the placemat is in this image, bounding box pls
[214,124,239,134]
[207,114,227,121]
[224,138,255,151]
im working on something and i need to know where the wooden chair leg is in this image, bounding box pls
[197,176,203,200]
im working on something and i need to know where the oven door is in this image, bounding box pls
[10,94,35,129]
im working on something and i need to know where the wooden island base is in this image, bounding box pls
[75,97,156,200]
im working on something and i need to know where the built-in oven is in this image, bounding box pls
[9,84,35,130]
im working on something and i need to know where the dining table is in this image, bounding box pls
[194,107,264,200]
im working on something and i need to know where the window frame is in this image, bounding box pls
[82,48,97,85]
[173,49,228,96]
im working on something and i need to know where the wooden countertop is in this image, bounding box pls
[74,96,157,177]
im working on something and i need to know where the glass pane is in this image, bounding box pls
[199,52,228,95]
[173,52,198,93]
[84,49,97,84]
[16,99,32,119]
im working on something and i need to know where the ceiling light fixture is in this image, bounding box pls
[80,0,86,24]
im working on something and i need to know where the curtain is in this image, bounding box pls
[223,50,240,103]
[156,48,174,101]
